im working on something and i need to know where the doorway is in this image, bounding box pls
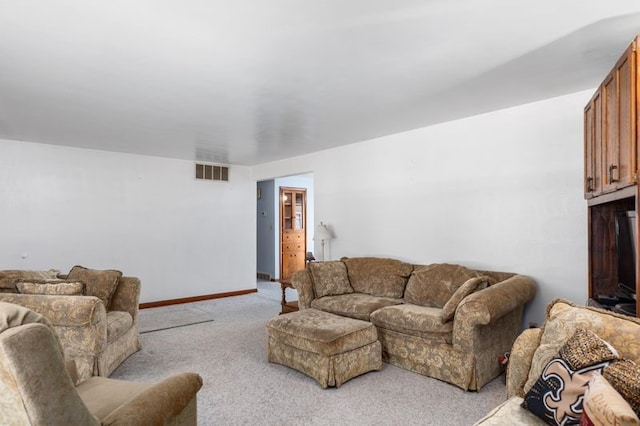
[256,174,314,282]
[280,187,307,281]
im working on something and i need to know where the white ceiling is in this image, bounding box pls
[1,1,639,166]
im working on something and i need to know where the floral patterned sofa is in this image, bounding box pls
[291,257,536,391]
[0,266,141,381]
[475,299,640,425]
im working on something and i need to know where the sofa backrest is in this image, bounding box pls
[0,269,61,293]
[341,257,413,299]
[523,299,640,395]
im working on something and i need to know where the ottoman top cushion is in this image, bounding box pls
[266,308,378,356]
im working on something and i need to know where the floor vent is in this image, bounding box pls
[195,163,229,181]
[256,272,271,281]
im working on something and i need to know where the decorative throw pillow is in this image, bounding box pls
[403,263,475,308]
[67,266,122,309]
[439,276,490,323]
[603,359,640,416]
[16,280,85,296]
[580,372,640,426]
[308,261,353,298]
[522,328,619,425]
[341,257,413,299]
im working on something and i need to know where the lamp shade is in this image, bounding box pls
[313,222,332,241]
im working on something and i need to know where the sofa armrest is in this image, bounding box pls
[109,276,141,322]
[506,327,542,398]
[0,293,108,356]
[0,293,106,327]
[291,269,314,309]
[101,373,203,425]
[452,275,536,350]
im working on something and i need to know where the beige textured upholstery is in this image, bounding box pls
[474,299,640,425]
[266,308,382,388]
[292,258,537,391]
[0,302,202,426]
[0,270,142,381]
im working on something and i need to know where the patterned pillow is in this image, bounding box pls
[308,261,353,298]
[16,280,85,296]
[581,372,640,426]
[67,266,122,309]
[404,263,475,308]
[439,276,489,323]
[522,328,619,425]
[603,359,640,416]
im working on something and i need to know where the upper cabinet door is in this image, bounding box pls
[603,41,637,193]
[585,36,637,200]
[585,90,603,199]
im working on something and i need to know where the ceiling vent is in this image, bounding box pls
[195,163,229,182]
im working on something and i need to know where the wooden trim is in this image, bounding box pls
[587,185,636,206]
[139,289,257,309]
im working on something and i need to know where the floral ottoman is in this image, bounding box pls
[266,308,382,388]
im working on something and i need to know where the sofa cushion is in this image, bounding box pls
[308,261,353,298]
[265,308,378,356]
[0,270,60,291]
[341,257,413,299]
[521,328,619,425]
[16,281,85,296]
[310,293,402,321]
[370,304,453,343]
[404,263,476,308]
[474,397,545,425]
[524,300,640,395]
[603,359,640,416]
[440,276,489,323]
[582,372,640,426]
[67,266,122,310]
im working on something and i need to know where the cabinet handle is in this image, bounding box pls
[586,177,594,192]
[609,164,618,183]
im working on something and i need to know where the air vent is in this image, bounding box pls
[195,163,229,182]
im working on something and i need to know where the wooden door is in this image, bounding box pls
[280,187,306,281]
[584,90,604,198]
[603,42,636,192]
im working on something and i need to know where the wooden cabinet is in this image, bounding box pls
[280,187,306,281]
[585,35,639,317]
[585,40,637,198]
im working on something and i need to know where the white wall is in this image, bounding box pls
[253,90,593,326]
[0,139,256,303]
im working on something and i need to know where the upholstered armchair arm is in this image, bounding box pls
[291,269,314,309]
[452,275,536,352]
[506,327,542,398]
[0,293,107,354]
[109,276,141,322]
[101,373,203,425]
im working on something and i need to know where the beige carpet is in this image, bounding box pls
[111,281,507,425]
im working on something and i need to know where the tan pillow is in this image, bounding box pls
[67,266,122,309]
[404,263,475,308]
[439,276,489,323]
[16,280,85,296]
[582,372,640,426]
[341,257,413,298]
[308,261,353,298]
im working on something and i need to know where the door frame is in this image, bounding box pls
[279,186,307,280]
